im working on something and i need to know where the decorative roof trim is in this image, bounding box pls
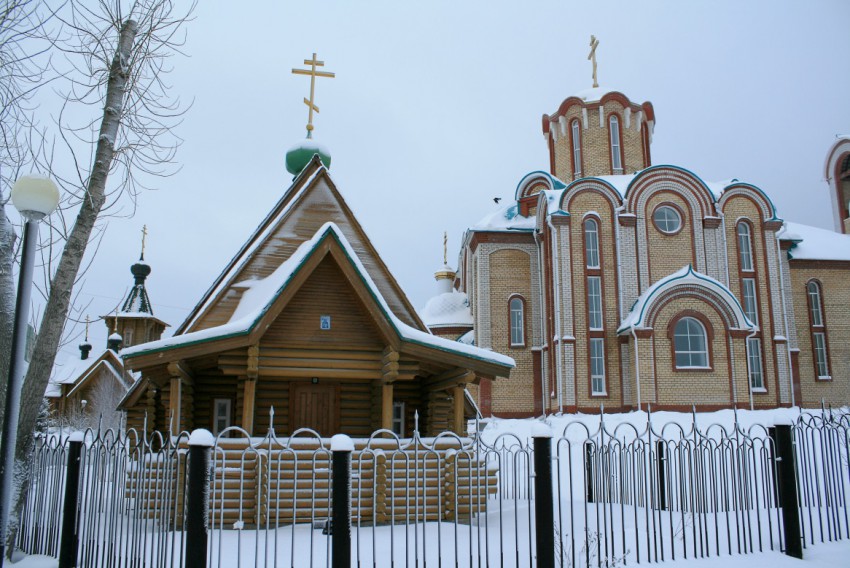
[617,265,756,334]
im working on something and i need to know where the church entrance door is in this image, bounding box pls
[290,382,338,436]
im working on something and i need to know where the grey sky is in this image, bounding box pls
[40,0,850,362]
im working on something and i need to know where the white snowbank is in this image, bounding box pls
[779,221,850,262]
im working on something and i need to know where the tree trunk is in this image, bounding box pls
[0,208,16,426]
[8,21,138,548]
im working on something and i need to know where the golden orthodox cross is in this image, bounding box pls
[443,232,448,266]
[85,315,89,342]
[292,53,335,138]
[588,35,600,88]
[140,224,148,259]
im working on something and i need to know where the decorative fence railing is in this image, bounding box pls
[16,409,850,567]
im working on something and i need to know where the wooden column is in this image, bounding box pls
[381,384,394,432]
[169,377,182,434]
[381,347,399,433]
[242,345,260,435]
[452,385,465,435]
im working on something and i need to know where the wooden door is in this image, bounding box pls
[290,382,338,436]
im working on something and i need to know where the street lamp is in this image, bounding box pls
[0,175,59,558]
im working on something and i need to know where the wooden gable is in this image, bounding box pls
[178,157,424,335]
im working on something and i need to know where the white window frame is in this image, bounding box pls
[123,327,134,347]
[571,119,582,178]
[737,222,754,272]
[813,332,829,379]
[741,278,758,325]
[747,337,764,391]
[509,297,524,346]
[392,401,405,437]
[653,206,681,234]
[590,338,606,395]
[808,282,824,327]
[587,276,603,330]
[584,219,600,269]
[212,398,231,436]
[609,115,622,173]
[673,317,709,369]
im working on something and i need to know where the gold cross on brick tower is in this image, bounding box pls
[292,53,335,138]
[588,35,600,88]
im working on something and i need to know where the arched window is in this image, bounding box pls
[584,218,600,269]
[609,115,623,173]
[641,122,651,167]
[509,296,525,347]
[737,221,754,272]
[571,119,582,179]
[807,281,830,378]
[673,317,709,368]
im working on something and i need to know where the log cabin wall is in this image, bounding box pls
[191,372,238,433]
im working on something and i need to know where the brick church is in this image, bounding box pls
[424,48,850,417]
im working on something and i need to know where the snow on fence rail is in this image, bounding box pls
[15,408,850,567]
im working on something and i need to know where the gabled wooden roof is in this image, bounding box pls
[175,156,425,335]
[60,349,130,399]
[123,223,514,378]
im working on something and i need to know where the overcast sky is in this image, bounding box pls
[36,0,850,362]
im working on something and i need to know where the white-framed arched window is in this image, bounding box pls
[509,296,525,347]
[609,115,623,173]
[571,119,582,178]
[673,316,709,368]
[584,218,600,269]
[737,221,754,272]
[807,280,830,379]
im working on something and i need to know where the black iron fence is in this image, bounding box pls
[16,409,850,567]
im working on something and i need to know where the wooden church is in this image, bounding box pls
[118,151,514,438]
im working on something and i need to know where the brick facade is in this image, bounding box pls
[454,88,849,417]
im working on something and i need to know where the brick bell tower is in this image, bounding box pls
[542,36,656,181]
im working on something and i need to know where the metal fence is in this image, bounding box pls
[16,408,850,567]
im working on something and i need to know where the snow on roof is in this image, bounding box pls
[180,166,323,333]
[124,223,514,369]
[778,221,850,262]
[617,265,756,334]
[419,291,473,328]
[458,330,474,345]
[52,351,104,385]
[472,203,536,231]
[571,86,642,104]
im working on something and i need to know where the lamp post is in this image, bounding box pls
[0,175,59,558]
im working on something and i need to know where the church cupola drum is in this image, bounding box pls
[542,36,655,181]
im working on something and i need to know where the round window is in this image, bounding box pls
[653,205,682,234]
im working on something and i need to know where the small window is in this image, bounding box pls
[807,282,823,327]
[590,338,606,395]
[571,119,582,178]
[737,222,754,272]
[813,333,829,378]
[392,401,405,437]
[609,115,622,173]
[741,278,758,325]
[747,337,764,390]
[653,205,681,234]
[123,328,134,347]
[587,276,603,330]
[673,317,708,368]
[584,219,600,268]
[509,297,524,346]
[212,398,231,436]
[807,281,829,378]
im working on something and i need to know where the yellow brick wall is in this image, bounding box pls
[552,100,646,181]
[567,191,621,407]
[721,195,780,404]
[649,296,739,407]
[645,192,695,283]
[487,248,535,414]
[789,264,850,407]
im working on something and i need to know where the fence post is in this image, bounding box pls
[775,422,803,559]
[656,440,667,511]
[185,429,213,568]
[584,442,595,503]
[331,434,353,568]
[58,432,84,568]
[533,423,555,568]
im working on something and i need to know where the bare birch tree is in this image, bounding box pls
[0,2,195,542]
